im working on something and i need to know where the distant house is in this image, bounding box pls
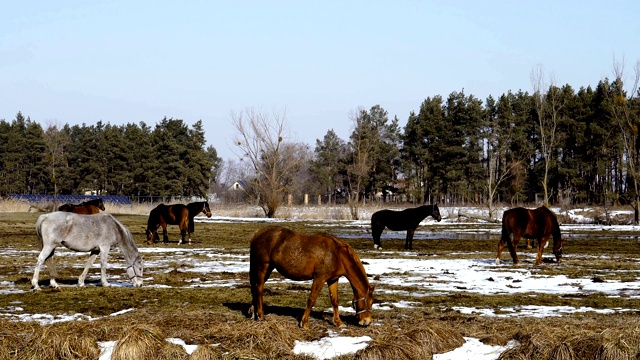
[228,180,248,192]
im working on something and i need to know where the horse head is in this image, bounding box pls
[97,198,106,211]
[126,255,144,287]
[352,285,375,326]
[553,237,563,262]
[432,204,442,222]
[203,201,212,217]
[145,228,158,245]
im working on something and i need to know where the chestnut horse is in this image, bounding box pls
[248,226,375,328]
[58,198,105,214]
[496,206,563,265]
[145,202,212,245]
[371,204,442,250]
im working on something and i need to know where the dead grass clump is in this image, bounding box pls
[111,324,165,360]
[548,342,575,360]
[196,318,310,358]
[18,324,100,360]
[158,341,189,360]
[352,321,463,360]
[189,344,226,360]
[353,339,423,360]
[498,330,557,360]
[404,321,465,354]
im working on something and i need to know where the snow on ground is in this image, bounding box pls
[3,206,640,359]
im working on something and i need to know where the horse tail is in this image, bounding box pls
[189,217,195,233]
[501,213,514,250]
[35,214,58,277]
[35,214,45,250]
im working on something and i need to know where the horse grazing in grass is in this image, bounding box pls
[146,202,211,245]
[58,198,105,214]
[371,204,442,250]
[248,225,375,328]
[186,201,212,233]
[32,212,143,290]
[496,206,563,265]
[145,203,189,245]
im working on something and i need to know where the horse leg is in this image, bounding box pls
[372,224,383,249]
[300,278,325,328]
[98,249,111,287]
[526,239,533,249]
[162,225,169,244]
[405,229,415,250]
[78,251,99,287]
[495,239,505,265]
[507,233,520,264]
[249,264,273,321]
[327,280,344,327]
[31,247,56,290]
[535,237,549,265]
[179,224,189,245]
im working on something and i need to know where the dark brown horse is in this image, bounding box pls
[248,226,375,328]
[58,198,106,214]
[145,203,189,245]
[145,202,212,245]
[371,204,442,250]
[496,206,563,265]
[186,201,212,233]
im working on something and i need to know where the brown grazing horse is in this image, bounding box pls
[496,206,563,265]
[371,204,442,250]
[145,202,212,245]
[145,204,190,245]
[186,201,212,233]
[248,226,375,328]
[58,198,106,214]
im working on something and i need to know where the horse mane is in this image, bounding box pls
[330,235,369,285]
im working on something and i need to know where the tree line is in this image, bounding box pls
[2,64,639,221]
[0,115,220,199]
[227,66,639,221]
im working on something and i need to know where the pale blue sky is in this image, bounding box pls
[1,1,639,160]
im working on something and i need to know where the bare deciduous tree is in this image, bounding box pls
[231,107,306,218]
[531,65,562,207]
[609,58,640,224]
[346,108,374,220]
[43,123,69,202]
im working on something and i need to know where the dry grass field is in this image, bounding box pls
[1,199,640,359]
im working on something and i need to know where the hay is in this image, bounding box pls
[189,344,225,360]
[158,341,189,360]
[353,339,421,360]
[404,321,466,354]
[111,324,166,360]
[16,324,100,360]
[352,321,463,360]
[549,342,575,360]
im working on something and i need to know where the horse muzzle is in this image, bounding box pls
[358,315,373,327]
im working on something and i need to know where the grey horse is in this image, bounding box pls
[32,211,143,290]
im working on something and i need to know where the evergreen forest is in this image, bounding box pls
[1,75,639,215]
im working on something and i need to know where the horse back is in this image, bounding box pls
[502,206,558,238]
[37,212,121,251]
[372,209,411,231]
[250,226,344,280]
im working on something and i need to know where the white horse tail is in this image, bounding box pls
[34,213,58,277]
[35,213,46,250]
